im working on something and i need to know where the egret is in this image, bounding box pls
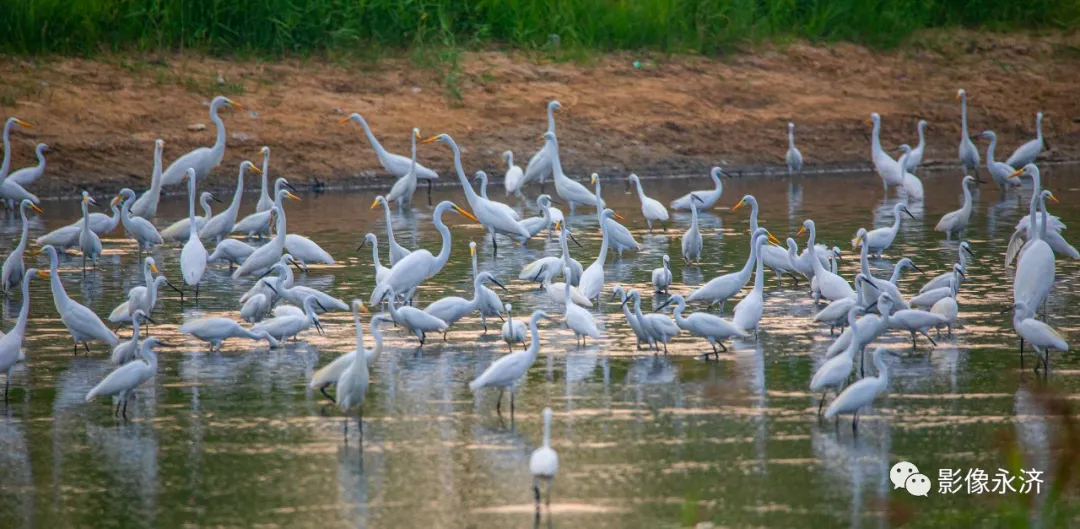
[530,407,559,508]
[502,303,527,351]
[160,192,218,241]
[824,348,897,432]
[866,258,921,311]
[542,132,597,214]
[784,237,832,284]
[111,311,150,366]
[910,264,963,309]
[542,276,591,308]
[1,199,43,295]
[424,271,507,339]
[564,268,601,346]
[0,268,47,401]
[889,306,946,348]
[896,146,924,200]
[921,242,973,293]
[810,307,864,415]
[382,285,448,346]
[901,120,928,173]
[201,161,260,242]
[371,195,412,265]
[253,146,274,213]
[369,201,478,306]
[627,174,669,231]
[518,221,583,288]
[108,258,180,325]
[733,232,770,334]
[934,176,980,240]
[671,167,727,210]
[252,296,326,343]
[233,181,298,239]
[160,96,243,185]
[179,170,208,301]
[973,131,1023,191]
[0,118,39,206]
[264,263,347,313]
[85,337,162,421]
[957,89,981,176]
[336,310,392,437]
[812,274,872,334]
[469,311,554,415]
[1013,185,1056,311]
[357,233,391,285]
[612,285,649,349]
[284,232,335,271]
[519,195,554,240]
[6,142,48,189]
[523,101,562,190]
[681,194,704,265]
[470,241,505,331]
[1005,112,1045,169]
[311,303,387,402]
[854,203,914,257]
[733,194,800,285]
[422,133,529,251]
[930,295,959,337]
[473,170,522,220]
[626,289,679,352]
[113,188,164,254]
[869,113,903,192]
[129,139,165,218]
[232,203,289,278]
[208,239,256,270]
[657,294,747,357]
[578,210,618,302]
[239,292,274,324]
[786,122,803,175]
[652,255,673,294]
[689,228,777,311]
[592,174,639,256]
[1005,166,1078,265]
[1005,301,1068,372]
[77,192,103,271]
[342,113,439,203]
[385,128,421,208]
[800,220,853,303]
[503,151,525,198]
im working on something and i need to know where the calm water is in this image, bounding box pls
[1,166,1079,528]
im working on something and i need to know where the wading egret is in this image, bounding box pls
[921,242,973,293]
[889,307,946,348]
[824,348,897,432]
[469,310,554,415]
[652,255,672,293]
[129,139,165,218]
[473,170,522,220]
[671,167,726,210]
[7,143,48,189]
[43,245,119,353]
[232,203,289,278]
[385,128,422,208]
[335,310,392,437]
[733,194,800,285]
[592,174,639,256]
[627,174,669,231]
[1,199,43,295]
[77,192,103,271]
[202,161,260,242]
[503,151,524,197]
[530,407,559,508]
[578,210,617,301]
[656,294,747,357]
[523,101,563,190]
[179,317,279,351]
[254,146,273,213]
[910,264,963,309]
[160,192,217,241]
[930,295,959,337]
[813,274,872,334]
[0,268,47,401]
[111,311,149,366]
[869,113,903,192]
[1013,185,1056,311]
[358,233,391,285]
[0,118,39,206]
[161,96,242,185]
[854,203,914,257]
[85,337,162,421]
[311,303,387,402]
[542,132,597,214]
[612,285,649,349]
[689,228,777,311]
[1004,165,1075,266]
[956,89,981,176]
[810,307,864,415]
[542,276,591,308]
[934,176,980,240]
[179,170,209,300]
[252,296,325,343]
[800,220,853,302]
[733,232,770,334]
[470,241,505,331]
[1005,112,1044,169]
[564,268,601,346]
[972,131,1022,191]
[424,271,507,339]
[383,285,448,346]
[342,113,439,203]
[681,194,704,265]
[1005,301,1068,372]
[896,146,924,200]
[901,120,928,173]
[786,122,803,175]
[626,289,679,352]
[108,258,180,324]
[284,232,335,271]
[113,188,164,254]
[371,195,411,265]
[519,195,554,240]
[502,303,527,351]
[233,181,298,239]
[208,239,256,270]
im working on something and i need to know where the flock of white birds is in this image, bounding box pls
[0,88,1072,508]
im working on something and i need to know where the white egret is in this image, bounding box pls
[129,139,165,218]
[382,285,448,346]
[422,133,529,250]
[0,118,39,205]
[542,132,597,214]
[612,285,649,349]
[530,407,559,508]
[1014,186,1056,311]
[519,233,565,286]
[254,146,274,213]
[160,191,217,241]
[523,101,563,189]
[473,170,521,220]
[1,199,43,295]
[503,151,525,197]
[973,131,1022,190]
[470,241,505,331]
[208,239,256,270]
[469,310,554,415]
[541,276,591,308]
[934,176,980,240]
[239,292,273,324]
[786,122,803,175]
[113,188,164,254]
[591,173,638,256]
[519,195,554,240]
[108,257,180,324]
[342,113,439,203]
[626,289,679,352]
[689,228,776,311]
[866,258,921,311]
[77,192,103,271]
[896,146,924,200]
[733,194,800,285]
[652,255,673,293]
[671,167,726,210]
[201,161,260,242]
[1005,112,1044,168]
[812,274,872,334]
[335,310,392,435]
[264,263,347,313]
[179,170,209,300]
[657,294,747,357]
[1006,301,1068,372]
[910,264,963,309]
[284,232,335,271]
[502,303,527,351]
[869,113,903,192]
[85,337,162,420]
[252,296,326,343]
[889,306,946,348]
[810,307,864,415]
[799,220,853,302]
[627,174,669,231]
[385,128,422,208]
[1005,166,1076,266]
[424,271,507,339]
[921,242,973,293]
[233,181,298,238]
[901,120,928,172]
[357,233,391,284]
[784,237,831,284]
[111,311,150,366]
[824,348,897,432]
[43,245,119,353]
[0,268,47,401]
[311,303,387,402]
[7,142,48,188]
[930,295,959,337]
[578,209,619,302]
[564,268,601,345]
[957,89,981,176]
[239,254,296,304]
[854,203,914,257]
[681,194,704,265]
[180,317,279,351]
[161,96,243,185]
[371,195,412,265]
[369,201,478,305]
[232,203,290,278]
[733,232,769,334]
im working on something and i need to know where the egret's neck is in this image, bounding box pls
[542,413,552,447]
[210,103,227,162]
[633,179,646,201]
[431,211,453,275]
[14,275,31,333]
[450,143,480,203]
[748,202,759,232]
[807,229,825,275]
[739,238,759,277]
[145,349,158,373]
[593,180,603,217]
[356,117,388,159]
[860,240,871,276]
[690,202,698,229]
[1038,195,1049,240]
[260,156,270,197]
[525,317,542,362]
[353,310,365,352]
[15,206,29,252]
[35,146,47,167]
[711,172,722,192]
[369,321,385,365]
[917,124,926,146]
[753,247,765,294]
[478,175,488,200]
[379,200,397,244]
[870,120,883,158]
[200,196,213,218]
[150,149,163,192]
[227,169,245,214]
[889,264,903,284]
[187,179,199,238]
[960,96,969,136]
[593,225,610,268]
[121,196,134,223]
[960,183,973,214]
[81,201,91,232]
[549,139,565,182]
[547,105,557,134]
[0,123,12,178]
[370,241,382,269]
[787,129,795,149]
[48,254,69,304]
[673,298,688,326]
[471,250,478,277]
[986,134,996,163]
[273,208,288,243]
[1036,115,1043,142]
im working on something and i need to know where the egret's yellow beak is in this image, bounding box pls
[470,245,476,257]
[536,135,545,142]
[30,204,43,214]
[1048,192,1059,204]
[285,192,300,201]
[14,119,34,128]
[955,92,962,100]
[358,303,369,313]
[453,205,480,222]
[339,117,352,124]
[590,174,597,185]
[854,236,863,248]
[260,146,269,154]
[249,164,263,174]
[369,199,380,210]
[414,129,421,139]
[767,232,782,245]
[36,270,50,279]
[865,117,872,125]
[227,99,245,109]
[1009,168,1025,178]
[111,195,122,207]
[554,220,562,230]
[421,136,440,144]
[150,263,159,274]
[732,198,746,212]
[613,212,626,221]
[796,227,806,237]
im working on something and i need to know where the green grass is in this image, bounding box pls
[1,0,1078,57]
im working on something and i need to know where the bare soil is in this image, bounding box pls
[2,30,1079,197]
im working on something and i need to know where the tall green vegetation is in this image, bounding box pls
[1,0,1077,56]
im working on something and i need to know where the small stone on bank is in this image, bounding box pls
[188,123,206,131]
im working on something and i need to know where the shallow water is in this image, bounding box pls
[1,166,1079,527]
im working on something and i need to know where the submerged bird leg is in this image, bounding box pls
[3,378,8,402]
[426,179,433,206]
[73,343,78,356]
[923,331,937,347]
[83,342,91,355]
[818,391,827,416]
[496,388,504,415]
[122,396,129,421]
[511,391,515,416]
[115,397,122,417]
[787,273,801,287]
[319,386,336,404]
[533,479,542,509]
[852,411,859,434]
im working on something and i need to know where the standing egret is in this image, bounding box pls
[799,220,854,302]
[252,296,326,343]
[85,337,162,420]
[519,196,554,240]
[469,311,554,415]
[733,233,770,335]
[422,133,529,251]
[1006,112,1045,169]
[896,146,924,200]
[43,245,119,353]
[161,96,243,185]
[627,174,669,231]
[733,194,800,285]
[369,201,478,305]
[578,210,618,302]
[930,294,959,337]
[111,311,150,366]
[6,143,48,189]
[202,161,260,242]
[371,195,412,265]
[671,167,726,210]
[523,101,563,190]
[129,139,165,218]
[869,113,903,192]
[813,274,872,334]
[284,232,334,271]
[232,203,290,278]
[113,189,164,255]
[503,151,525,197]
[253,146,274,213]
[541,276,591,308]
[592,174,639,256]
[470,241,505,331]
[424,271,507,339]
[530,407,559,509]
[689,228,777,311]
[502,303,527,351]
[921,242,973,293]
[652,255,673,294]
[2,199,43,295]
[473,171,521,219]
[824,348,897,432]
[854,203,915,257]
[0,118,39,206]
[357,233,391,285]
[864,258,921,311]
[343,114,439,203]
[934,176,980,240]
[233,181,298,239]
[810,307,864,415]
[656,294,747,357]
[311,304,387,402]
[1014,186,1056,311]
[626,289,679,352]
[901,120,928,173]
[0,268,47,401]
[385,128,422,208]
[973,131,1022,190]
[179,170,208,301]
[264,264,347,313]
[335,308,390,435]
[681,194,704,265]
[108,257,180,324]
[1005,302,1068,372]
[542,132,597,214]
[520,223,585,292]
[564,268,601,346]
[956,89,981,176]
[77,192,103,271]
[1004,166,1078,265]
[612,285,649,349]
[160,192,218,241]
[382,286,448,346]
[889,306,946,348]
[208,239,256,270]
[910,264,963,309]
[786,122,803,175]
